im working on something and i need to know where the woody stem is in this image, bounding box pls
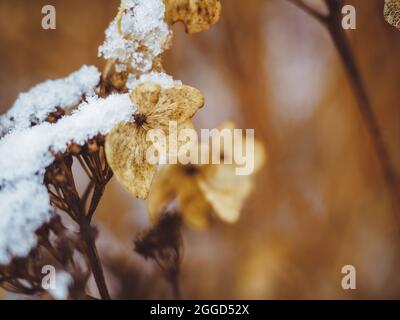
[79,217,111,300]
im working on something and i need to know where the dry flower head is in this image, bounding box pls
[164,0,222,34]
[384,0,400,30]
[148,121,267,227]
[105,82,204,200]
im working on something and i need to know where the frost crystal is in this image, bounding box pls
[0,65,100,136]
[98,0,171,73]
[0,90,134,265]
[127,71,182,89]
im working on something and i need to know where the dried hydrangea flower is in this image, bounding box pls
[105,82,204,200]
[164,0,222,34]
[384,0,400,30]
[148,121,267,227]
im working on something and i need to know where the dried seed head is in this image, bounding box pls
[54,173,66,184]
[164,0,222,34]
[46,114,58,123]
[87,139,99,153]
[111,72,129,90]
[134,212,183,262]
[69,143,81,155]
[384,0,400,30]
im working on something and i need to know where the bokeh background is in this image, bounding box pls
[1,0,400,299]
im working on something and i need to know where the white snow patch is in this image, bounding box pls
[98,0,171,73]
[127,71,182,89]
[0,65,100,135]
[0,92,134,265]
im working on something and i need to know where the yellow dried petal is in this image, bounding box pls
[218,120,267,173]
[148,163,209,228]
[105,122,157,199]
[164,0,222,34]
[384,0,400,30]
[179,182,210,228]
[106,81,203,200]
[146,85,204,129]
[131,83,162,114]
[192,121,266,223]
[148,165,181,221]
[197,164,253,223]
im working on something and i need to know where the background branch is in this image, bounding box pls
[285,0,400,223]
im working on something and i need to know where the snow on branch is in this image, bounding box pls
[0,65,100,136]
[0,0,176,268]
[128,71,182,89]
[0,88,133,265]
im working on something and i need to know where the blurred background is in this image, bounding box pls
[1,0,400,299]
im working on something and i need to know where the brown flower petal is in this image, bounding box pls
[164,0,222,34]
[148,165,181,221]
[384,0,400,30]
[197,164,253,223]
[106,81,203,199]
[148,120,266,226]
[105,123,157,199]
[131,83,162,115]
[146,85,204,130]
[148,163,209,228]
[178,181,209,228]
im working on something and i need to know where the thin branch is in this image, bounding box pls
[79,218,111,300]
[323,0,400,219]
[86,186,106,222]
[82,180,95,207]
[79,167,112,298]
[286,0,328,25]
[287,0,400,220]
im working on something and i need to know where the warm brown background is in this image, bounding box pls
[1,0,400,299]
